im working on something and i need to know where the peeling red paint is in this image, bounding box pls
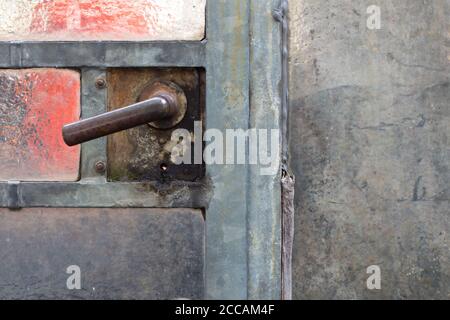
[30,0,161,40]
[0,69,80,181]
[0,0,205,41]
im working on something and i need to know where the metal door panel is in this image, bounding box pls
[0,0,283,300]
[0,208,204,300]
[0,69,80,182]
[0,0,205,41]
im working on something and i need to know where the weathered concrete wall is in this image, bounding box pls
[289,0,449,299]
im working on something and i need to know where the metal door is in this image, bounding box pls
[0,0,283,299]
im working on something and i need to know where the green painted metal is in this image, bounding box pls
[0,42,206,68]
[80,69,108,182]
[205,0,250,299]
[248,0,283,300]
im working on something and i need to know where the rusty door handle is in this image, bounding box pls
[62,81,187,146]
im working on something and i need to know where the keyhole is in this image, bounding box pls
[160,163,168,172]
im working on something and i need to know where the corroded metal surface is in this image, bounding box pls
[63,93,181,146]
[0,208,204,299]
[107,68,204,182]
[138,81,188,130]
[0,0,285,301]
[0,69,80,182]
[0,181,212,209]
[281,173,295,300]
[79,68,107,182]
[0,0,205,41]
[246,0,283,300]
[0,42,206,68]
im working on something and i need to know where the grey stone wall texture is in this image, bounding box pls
[288,0,449,299]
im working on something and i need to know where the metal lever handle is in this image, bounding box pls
[62,81,187,146]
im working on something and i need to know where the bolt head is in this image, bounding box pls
[95,78,106,89]
[95,161,106,173]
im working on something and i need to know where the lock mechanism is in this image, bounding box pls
[62,81,187,146]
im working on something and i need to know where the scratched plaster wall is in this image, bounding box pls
[289,0,450,299]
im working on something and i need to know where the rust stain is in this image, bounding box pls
[0,69,80,181]
[107,68,204,182]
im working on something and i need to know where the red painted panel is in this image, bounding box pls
[0,69,80,181]
[30,0,157,38]
[0,0,205,41]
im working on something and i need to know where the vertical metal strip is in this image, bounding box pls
[205,0,250,299]
[274,0,294,300]
[247,0,283,299]
[273,0,290,169]
[80,69,107,182]
[6,181,20,210]
[281,172,295,300]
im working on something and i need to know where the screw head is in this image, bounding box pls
[95,161,106,173]
[95,78,106,89]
